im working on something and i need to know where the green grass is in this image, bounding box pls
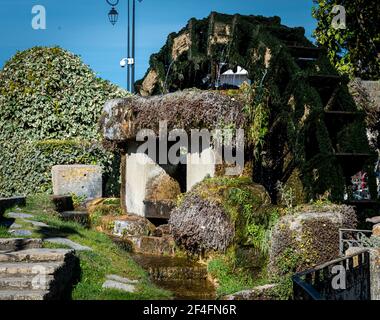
[0,225,12,238]
[207,255,269,298]
[1,195,172,300]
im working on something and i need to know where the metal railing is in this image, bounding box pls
[339,228,373,255]
[293,250,371,300]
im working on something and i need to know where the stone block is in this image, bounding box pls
[152,224,171,237]
[124,236,176,256]
[50,195,74,213]
[52,165,102,200]
[106,274,139,285]
[113,216,155,237]
[44,238,92,251]
[0,238,42,251]
[102,280,136,293]
[59,211,89,226]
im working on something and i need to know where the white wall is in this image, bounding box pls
[125,153,165,216]
[186,148,216,191]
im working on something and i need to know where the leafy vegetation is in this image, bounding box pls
[312,0,380,79]
[0,47,129,197]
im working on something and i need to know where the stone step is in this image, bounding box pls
[0,197,26,218]
[0,275,55,290]
[0,249,74,263]
[60,211,89,225]
[0,238,42,251]
[50,195,74,213]
[0,290,51,301]
[0,262,63,276]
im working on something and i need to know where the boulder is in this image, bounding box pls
[169,177,271,253]
[113,215,156,237]
[269,204,357,275]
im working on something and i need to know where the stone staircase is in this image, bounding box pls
[0,238,79,300]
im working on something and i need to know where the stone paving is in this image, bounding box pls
[102,274,138,293]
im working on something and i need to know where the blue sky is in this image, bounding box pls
[0,0,317,88]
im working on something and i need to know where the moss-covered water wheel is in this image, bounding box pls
[137,12,377,204]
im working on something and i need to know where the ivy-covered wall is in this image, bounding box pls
[0,140,120,197]
[0,47,129,197]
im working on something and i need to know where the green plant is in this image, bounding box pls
[0,47,129,197]
[271,248,303,300]
[0,139,120,197]
[0,226,11,238]
[276,181,295,210]
[71,193,87,207]
[312,0,379,80]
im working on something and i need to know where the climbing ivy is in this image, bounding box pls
[0,47,129,196]
[0,139,120,197]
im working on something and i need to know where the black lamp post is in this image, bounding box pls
[106,0,142,93]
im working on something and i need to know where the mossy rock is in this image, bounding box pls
[87,198,122,229]
[269,203,357,275]
[169,177,276,255]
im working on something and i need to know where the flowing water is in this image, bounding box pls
[131,254,216,300]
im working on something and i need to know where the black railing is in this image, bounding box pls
[339,228,372,255]
[293,250,371,300]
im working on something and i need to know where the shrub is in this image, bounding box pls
[0,47,129,196]
[0,139,120,197]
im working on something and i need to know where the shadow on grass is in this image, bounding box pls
[33,225,82,239]
[0,217,16,229]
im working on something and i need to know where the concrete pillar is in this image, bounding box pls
[186,147,216,191]
[125,153,164,217]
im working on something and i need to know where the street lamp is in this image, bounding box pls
[106,0,119,25]
[108,7,119,25]
[106,0,143,93]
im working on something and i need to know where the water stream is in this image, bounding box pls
[131,254,216,300]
